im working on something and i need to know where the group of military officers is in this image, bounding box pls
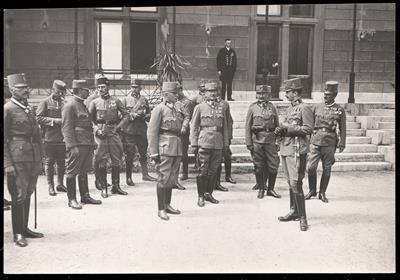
[4,72,345,247]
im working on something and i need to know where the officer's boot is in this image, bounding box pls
[295,193,309,231]
[278,188,300,222]
[252,169,267,190]
[94,161,103,190]
[165,187,181,215]
[204,174,219,204]
[256,171,265,199]
[181,159,189,181]
[157,183,169,220]
[23,197,44,238]
[225,157,236,184]
[111,166,128,195]
[305,172,317,200]
[98,167,109,198]
[46,161,56,196]
[78,174,102,205]
[125,157,135,186]
[318,171,330,203]
[141,158,157,181]
[196,176,205,207]
[266,172,281,198]
[12,201,28,247]
[215,165,228,192]
[55,160,67,192]
[66,177,82,210]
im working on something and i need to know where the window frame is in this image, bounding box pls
[256,5,282,17]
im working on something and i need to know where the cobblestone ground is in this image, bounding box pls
[3,171,395,273]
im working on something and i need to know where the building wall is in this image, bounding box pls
[323,3,395,93]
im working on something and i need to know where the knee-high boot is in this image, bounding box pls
[266,172,281,198]
[295,193,308,231]
[45,159,56,196]
[78,174,101,205]
[67,177,82,209]
[256,171,265,199]
[204,174,219,204]
[141,158,157,181]
[23,196,44,238]
[215,165,228,192]
[318,171,331,203]
[111,166,127,195]
[305,172,317,200]
[157,183,169,220]
[125,155,135,186]
[55,159,67,192]
[196,176,205,207]
[165,187,180,214]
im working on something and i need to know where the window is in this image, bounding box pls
[97,22,122,77]
[256,5,281,16]
[289,26,312,75]
[130,21,157,74]
[289,5,314,18]
[130,7,157,12]
[95,7,123,11]
[256,25,280,75]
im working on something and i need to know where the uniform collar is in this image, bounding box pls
[291,98,302,107]
[165,100,175,109]
[324,101,336,107]
[73,95,85,102]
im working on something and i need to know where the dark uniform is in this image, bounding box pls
[62,80,102,209]
[4,73,44,247]
[89,76,128,198]
[217,39,237,101]
[120,78,156,186]
[275,78,313,231]
[148,82,183,221]
[36,80,67,196]
[190,83,229,207]
[306,81,346,203]
[245,85,281,199]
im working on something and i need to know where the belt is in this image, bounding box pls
[10,135,38,143]
[314,127,334,133]
[201,126,222,133]
[96,120,118,125]
[160,129,179,136]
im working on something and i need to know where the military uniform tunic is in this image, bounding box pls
[307,102,346,173]
[62,96,95,177]
[4,99,43,204]
[278,99,313,185]
[147,100,183,188]
[89,96,127,167]
[245,101,280,173]
[190,102,229,176]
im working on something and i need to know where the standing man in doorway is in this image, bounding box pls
[217,38,237,101]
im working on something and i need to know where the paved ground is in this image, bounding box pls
[3,171,395,273]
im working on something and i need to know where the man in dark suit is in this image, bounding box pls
[217,38,237,101]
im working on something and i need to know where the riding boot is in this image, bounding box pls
[78,174,102,205]
[111,166,128,195]
[181,156,189,180]
[215,165,228,192]
[278,189,300,222]
[11,202,27,247]
[318,172,330,203]
[55,159,67,192]
[141,159,157,181]
[98,166,108,198]
[266,172,281,198]
[157,183,169,220]
[196,176,205,207]
[23,197,44,238]
[204,174,219,204]
[295,193,309,231]
[165,188,181,215]
[256,171,265,199]
[46,162,56,196]
[125,157,135,186]
[305,172,317,200]
[224,157,236,184]
[94,161,102,190]
[66,177,82,209]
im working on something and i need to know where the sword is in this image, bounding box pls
[34,186,37,229]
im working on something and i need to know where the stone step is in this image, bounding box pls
[226,152,385,163]
[189,161,392,174]
[230,136,372,145]
[377,122,395,130]
[231,121,361,130]
[357,116,396,129]
[346,122,361,129]
[229,143,377,154]
[377,146,395,170]
[390,136,395,145]
[367,109,395,117]
[233,128,367,138]
[366,129,395,145]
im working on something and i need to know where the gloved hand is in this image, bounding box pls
[96,129,106,139]
[69,146,79,157]
[274,127,287,136]
[151,155,161,164]
[129,112,138,120]
[5,166,16,176]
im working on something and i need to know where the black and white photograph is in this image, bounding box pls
[3,3,396,274]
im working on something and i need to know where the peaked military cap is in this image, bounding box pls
[72,80,90,90]
[162,81,178,93]
[53,80,67,91]
[95,75,109,86]
[131,77,141,87]
[256,85,271,93]
[283,78,303,91]
[7,73,28,88]
[205,82,218,91]
[204,91,217,100]
[325,81,339,93]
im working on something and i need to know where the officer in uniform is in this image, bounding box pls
[245,85,281,199]
[62,80,102,209]
[214,84,236,192]
[36,80,68,196]
[175,82,194,185]
[4,73,44,247]
[217,38,237,101]
[147,82,183,221]
[190,82,229,207]
[89,76,128,198]
[275,78,313,231]
[120,78,157,186]
[305,81,346,203]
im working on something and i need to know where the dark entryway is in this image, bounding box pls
[130,21,157,74]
